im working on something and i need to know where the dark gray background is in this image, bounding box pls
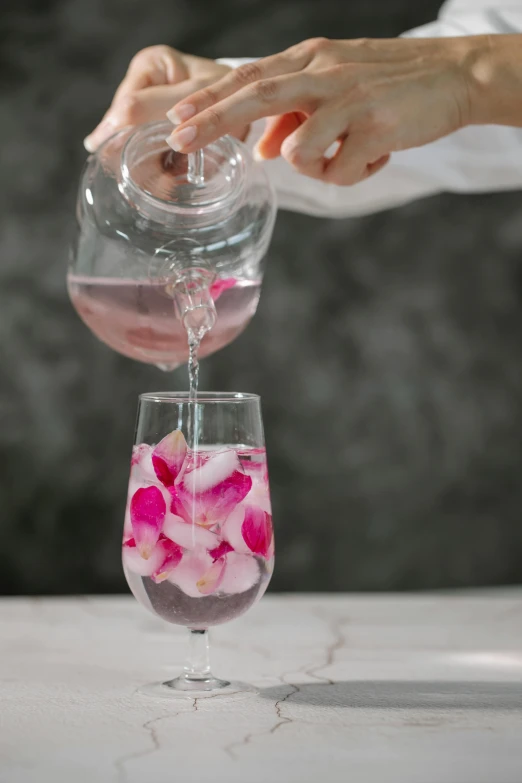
[2,0,522,595]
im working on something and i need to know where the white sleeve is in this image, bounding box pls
[218,1,522,218]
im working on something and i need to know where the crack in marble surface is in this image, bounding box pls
[223,677,297,760]
[269,682,300,735]
[305,611,349,685]
[224,610,350,760]
[114,715,165,783]
[114,701,198,782]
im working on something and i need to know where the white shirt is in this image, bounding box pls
[219,0,522,218]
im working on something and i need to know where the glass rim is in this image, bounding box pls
[139,391,260,404]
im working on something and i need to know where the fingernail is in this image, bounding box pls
[324,140,340,160]
[84,116,118,153]
[166,125,197,152]
[167,104,196,124]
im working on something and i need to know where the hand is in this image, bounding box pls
[166,36,487,186]
[83,46,235,152]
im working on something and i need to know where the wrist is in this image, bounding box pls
[464,35,522,126]
[463,35,497,125]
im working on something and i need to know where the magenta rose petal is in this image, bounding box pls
[152,429,187,487]
[244,477,272,514]
[163,513,218,550]
[210,277,236,301]
[169,486,191,524]
[130,486,166,559]
[209,541,234,562]
[241,506,273,559]
[205,470,252,524]
[219,552,260,594]
[122,538,164,576]
[151,456,173,488]
[124,475,147,538]
[151,538,184,583]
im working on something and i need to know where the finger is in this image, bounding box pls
[169,47,311,124]
[166,73,323,153]
[277,107,350,178]
[85,81,203,152]
[116,45,187,98]
[84,46,188,151]
[323,134,390,186]
[254,113,305,160]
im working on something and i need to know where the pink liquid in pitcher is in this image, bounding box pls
[123,436,274,628]
[67,276,261,370]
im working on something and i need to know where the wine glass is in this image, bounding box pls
[123,392,274,695]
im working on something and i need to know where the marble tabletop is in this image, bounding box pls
[1,592,522,783]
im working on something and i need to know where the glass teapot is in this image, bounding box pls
[68,121,276,371]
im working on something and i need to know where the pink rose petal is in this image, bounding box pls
[241,506,273,559]
[210,277,236,301]
[219,552,260,595]
[196,558,226,596]
[163,513,218,551]
[151,538,183,583]
[222,505,251,554]
[171,450,252,528]
[130,486,166,559]
[152,429,187,487]
[122,538,164,577]
[168,551,213,598]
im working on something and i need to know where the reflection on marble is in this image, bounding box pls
[2,593,522,782]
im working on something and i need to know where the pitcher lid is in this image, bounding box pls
[119,121,246,223]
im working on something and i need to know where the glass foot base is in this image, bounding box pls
[138,677,258,700]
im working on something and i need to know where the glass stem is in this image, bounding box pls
[183,628,211,681]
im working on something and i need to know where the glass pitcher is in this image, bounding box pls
[68,121,277,371]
